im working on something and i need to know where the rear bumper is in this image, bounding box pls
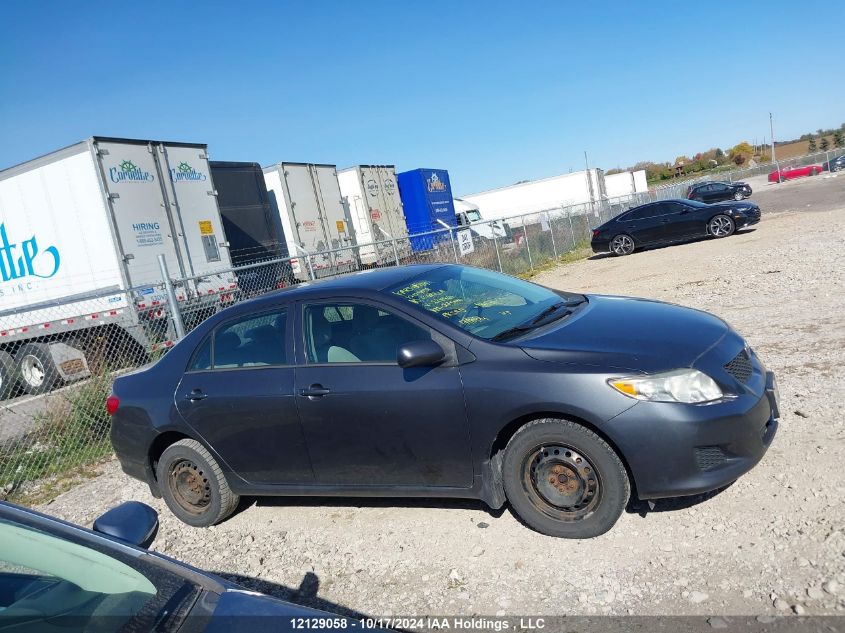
[591,238,610,253]
[608,371,779,500]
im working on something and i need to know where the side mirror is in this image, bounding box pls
[397,339,445,369]
[93,501,159,549]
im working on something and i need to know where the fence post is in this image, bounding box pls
[492,228,503,272]
[448,229,459,262]
[522,216,533,270]
[567,212,576,247]
[158,254,186,340]
[391,237,400,266]
[547,212,558,259]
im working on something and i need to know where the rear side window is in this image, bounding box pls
[625,205,658,220]
[189,309,288,370]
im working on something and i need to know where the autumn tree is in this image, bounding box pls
[728,142,754,166]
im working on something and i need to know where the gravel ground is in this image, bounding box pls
[35,178,845,618]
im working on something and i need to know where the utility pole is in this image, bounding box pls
[770,112,780,183]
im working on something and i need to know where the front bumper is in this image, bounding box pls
[607,370,779,500]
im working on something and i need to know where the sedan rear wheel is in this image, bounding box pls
[502,419,629,538]
[733,191,744,201]
[157,438,239,527]
[709,214,735,238]
[610,234,635,256]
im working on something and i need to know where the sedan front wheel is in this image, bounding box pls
[610,234,635,256]
[708,215,735,238]
[502,419,630,538]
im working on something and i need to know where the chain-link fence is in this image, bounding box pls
[4,145,841,499]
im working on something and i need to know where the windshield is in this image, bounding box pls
[466,210,482,222]
[389,266,580,340]
[0,516,200,631]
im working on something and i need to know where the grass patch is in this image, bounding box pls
[517,240,593,280]
[1,371,114,502]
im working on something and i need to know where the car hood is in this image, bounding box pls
[518,295,729,373]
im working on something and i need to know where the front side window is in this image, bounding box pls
[304,302,430,364]
[0,517,198,631]
[389,265,574,340]
[190,309,287,370]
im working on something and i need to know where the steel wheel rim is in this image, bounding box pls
[710,216,732,237]
[521,444,602,521]
[611,235,633,255]
[20,356,45,387]
[169,459,212,515]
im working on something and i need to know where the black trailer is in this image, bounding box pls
[210,161,293,294]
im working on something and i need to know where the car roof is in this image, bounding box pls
[235,264,451,309]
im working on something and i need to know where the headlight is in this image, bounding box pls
[608,369,723,404]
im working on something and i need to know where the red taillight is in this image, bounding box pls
[592,229,600,238]
[106,395,120,416]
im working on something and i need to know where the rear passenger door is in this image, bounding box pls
[176,306,314,485]
[293,299,473,488]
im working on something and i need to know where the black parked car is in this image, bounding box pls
[822,155,845,172]
[0,500,359,632]
[110,264,779,539]
[686,181,752,203]
[591,199,761,257]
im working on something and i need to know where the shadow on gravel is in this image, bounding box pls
[587,230,757,261]
[211,570,375,619]
[625,482,734,518]
[237,496,507,519]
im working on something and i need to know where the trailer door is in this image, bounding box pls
[160,145,235,295]
[311,165,354,268]
[94,140,182,298]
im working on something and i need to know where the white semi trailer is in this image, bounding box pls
[263,163,355,280]
[337,165,410,265]
[461,168,607,223]
[0,137,237,396]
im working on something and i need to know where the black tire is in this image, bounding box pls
[708,214,735,238]
[0,350,17,399]
[502,418,630,538]
[14,343,60,395]
[733,191,743,201]
[609,233,635,256]
[157,438,239,527]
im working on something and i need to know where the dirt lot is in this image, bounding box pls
[36,175,845,618]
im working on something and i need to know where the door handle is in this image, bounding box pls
[186,389,207,402]
[299,384,331,398]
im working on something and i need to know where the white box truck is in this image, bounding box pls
[337,165,410,265]
[263,163,355,280]
[462,168,607,223]
[0,137,236,396]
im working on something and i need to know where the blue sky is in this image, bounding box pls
[1,1,843,194]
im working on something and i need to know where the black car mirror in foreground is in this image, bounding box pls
[93,501,159,549]
[397,339,446,368]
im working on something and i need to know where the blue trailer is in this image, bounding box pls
[397,168,457,251]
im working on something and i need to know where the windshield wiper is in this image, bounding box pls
[491,303,571,342]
